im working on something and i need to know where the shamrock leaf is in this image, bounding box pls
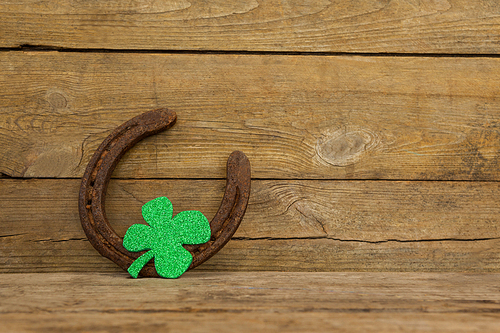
[123,196,211,279]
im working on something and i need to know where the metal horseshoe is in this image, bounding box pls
[78,109,251,277]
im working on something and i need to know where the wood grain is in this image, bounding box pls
[2,52,500,180]
[2,179,499,273]
[4,313,500,333]
[2,1,499,330]
[1,0,499,53]
[1,272,499,332]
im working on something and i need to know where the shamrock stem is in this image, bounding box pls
[127,250,155,278]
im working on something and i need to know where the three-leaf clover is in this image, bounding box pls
[123,196,211,279]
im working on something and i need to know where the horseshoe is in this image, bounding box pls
[78,108,251,277]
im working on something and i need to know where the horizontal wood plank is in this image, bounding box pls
[4,312,500,333]
[2,52,500,180]
[1,179,499,273]
[1,0,499,53]
[1,272,500,332]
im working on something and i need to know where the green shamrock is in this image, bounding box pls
[123,196,211,279]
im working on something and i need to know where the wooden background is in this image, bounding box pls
[2,1,500,331]
[1,0,500,274]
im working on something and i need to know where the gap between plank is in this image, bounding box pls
[232,236,500,244]
[2,233,496,244]
[2,175,500,183]
[1,44,500,58]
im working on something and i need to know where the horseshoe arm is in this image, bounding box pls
[78,109,251,277]
[185,150,251,268]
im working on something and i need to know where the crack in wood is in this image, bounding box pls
[3,45,500,58]
[0,233,27,238]
[232,236,500,244]
[31,238,87,243]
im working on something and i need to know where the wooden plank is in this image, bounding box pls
[3,312,499,333]
[2,179,500,273]
[2,52,500,180]
[0,1,499,53]
[4,313,500,333]
[1,272,499,332]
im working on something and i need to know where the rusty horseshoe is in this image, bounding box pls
[78,109,251,277]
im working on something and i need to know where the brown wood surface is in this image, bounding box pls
[1,0,499,53]
[2,179,499,273]
[2,1,500,330]
[6,313,499,333]
[2,52,500,180]
[1,272,499,332]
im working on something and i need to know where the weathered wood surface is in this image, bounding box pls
[1,272,499,332]
[2,179,499,273]
[1,0,500,54]
[2,52,500,180]
[6,313,499,333]
[2,1,499,331]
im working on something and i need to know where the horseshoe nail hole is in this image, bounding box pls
[90,180,95,187]
[210,236,216,242]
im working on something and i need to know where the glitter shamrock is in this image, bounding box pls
[123,196,211,279]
